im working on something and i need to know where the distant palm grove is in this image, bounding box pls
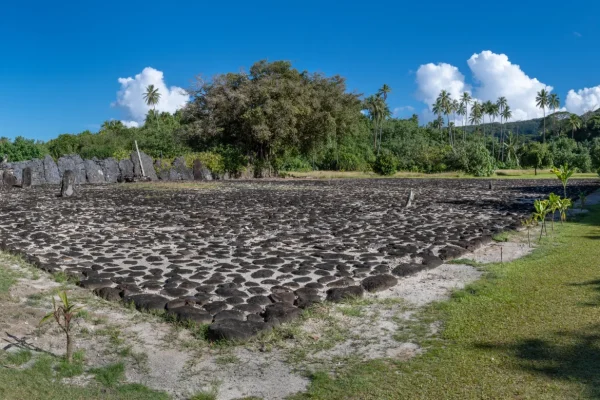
[2,60,600,177]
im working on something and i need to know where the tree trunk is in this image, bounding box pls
[66,333,73,363]
[543,108,546,143]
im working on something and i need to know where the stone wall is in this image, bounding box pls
[0,152,215,186]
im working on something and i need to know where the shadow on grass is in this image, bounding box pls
[476,324,600,398]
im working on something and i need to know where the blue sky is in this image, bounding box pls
[1,0,599,141]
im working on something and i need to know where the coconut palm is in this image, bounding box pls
[143,84,162,127]
[568,114,581,139]
[549,93,560,136]
[503,131,520,167]
[500,106,512,161]
[497,97,508,157]
[470,101,483,132]
[457,102,467,140]
[437,90,452,145]
[460,92,472,137]
[365,95,385,151]
[536,88,549,142]
[432,98,443,136]
[378,84,391,101]
[376,85,391,154]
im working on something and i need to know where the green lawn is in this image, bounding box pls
[292,207,600,399]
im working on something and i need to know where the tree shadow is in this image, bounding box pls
[476,324,600,398]
[2,332,54,356]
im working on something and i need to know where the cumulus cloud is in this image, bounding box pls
[565,86,600,115]
[415,51,554,123]
[114,67,189,124]
[392,106,415,117]
[121,120,140,128]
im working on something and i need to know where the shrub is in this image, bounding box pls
[374,151,398,175]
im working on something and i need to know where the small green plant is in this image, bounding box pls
[551,163,575,198]
[558,197,573,223]
[533,199,550,241]
[40,291,81,363]
[579,191,587,211]
[91,362,125,387]
[5,349,33,366]
[547,192,561,231]
[521,217,536,247]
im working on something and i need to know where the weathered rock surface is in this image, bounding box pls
[263,303,302,325]
[21,167,32,188]
[207,319,269,341]
[130,151,158,181]
[57,155,86,184]
[43,155,61,184]
[193,159,213,181]
[172,157,193,180]
[60,170,75,197]
[84,159,106,184]
[326,286,365,302]
[118,159,134,182]
[361,274,398,292]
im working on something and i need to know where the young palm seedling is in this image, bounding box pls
[548,192,560,231]
[521,216,536,247]
[40,291,81,363]
[533,199,550,241]
[558,197,573,223]
[551,163,575,198]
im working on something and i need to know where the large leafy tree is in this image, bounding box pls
[536,88,550,142]
[181,60,363,165]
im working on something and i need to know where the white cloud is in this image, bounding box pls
[415,51,554,123]
[114,67,189,124]
[565,86,600,115]
[415,62,470,109]
[392,106,415,117]
[121,120,140,128]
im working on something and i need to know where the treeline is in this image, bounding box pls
[2,60,600,177]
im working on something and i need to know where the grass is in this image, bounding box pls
[492,231,511,242]
[291,205,600,399]
[287,169,599,180]
[90,362,125,387]
[4,349,33,366]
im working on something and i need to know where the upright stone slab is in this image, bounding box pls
[130,151,158,181]
[173,157,193,180]
[100,158,121,183]
[22,167,32,188]
[193,160,213,181]
[60,170,75,197]
[43,155,61,184]
[57,155,86,184]
[84,159,105,184]
[118,159,134,182]
[2,169,17,190]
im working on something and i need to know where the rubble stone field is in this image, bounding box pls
[0,178,597,339]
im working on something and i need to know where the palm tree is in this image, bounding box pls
[568,114,581,139]
[482,100,494,137]
[143,84,162,127]
[549,93,560,136]
[460,92,472,137]
[500,106,512,161]
[488,103,499,157]
[536,88,549,142]
[365,95,384,151]
[504,131,520,167]
[432,98,444,137]
[457,102,466,140]
[470,101,483,132]
[497,97,508,155]
[437,90,452,145]
[378,84,391,101]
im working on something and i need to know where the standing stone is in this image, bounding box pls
[404,190,414,208]
[84,159,105,184]
[43,155,61,184]
[60,170,75,197]
[22,167,32,188]
[118,159,134,182]
[173,157,193,180]
[57,155,86,184]
[130,151,158,181]
[2,169,17,190]
[488,181,494,190]
[193,160,213,181]
[100,158,121,183]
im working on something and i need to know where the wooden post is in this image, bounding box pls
[135,140,145,177]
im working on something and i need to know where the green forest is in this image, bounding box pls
[2,60,600,177]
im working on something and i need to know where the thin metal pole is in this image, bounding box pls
[135,140,145,177]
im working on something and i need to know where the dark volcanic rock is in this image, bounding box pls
[84,159,106,184]
[21,167,32,188]
[193,159,213,181]
[118,159,134,182]
[101,158,121,183]
[326,286,365,302]
[43,155,61,184]
[172,157,193,180]
[60,170,75,197]
[263,303,302,325]
[57,154,86,184]
[130,151,158,181]
[167,306,213,324]
[392,263,426,277]
[361,274,398,292]
[207,319,269,341]
[93,287,123,302]
[124,294,169,311]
